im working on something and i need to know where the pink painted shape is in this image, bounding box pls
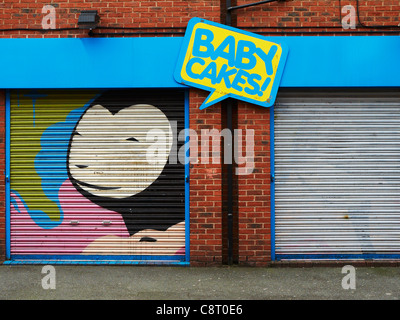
[174,246,186,256]
[10,179,129,254]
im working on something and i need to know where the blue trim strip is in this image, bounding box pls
[8,254,185,261]
[270,105,275,261]
[5,90,10,259]
[184,89,190,263]
[4,260,189,266]
[276,254,400,260]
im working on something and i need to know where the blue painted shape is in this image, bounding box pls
[0,36,399,89]
[34,106,86,207]
[34,94,100,201]
[10,197,20,213]
[10,93,101,229]
[9,189,64,229]
[24,90,47,127]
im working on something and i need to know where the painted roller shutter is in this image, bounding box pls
[274,95,400,258]
[10,89,186,262]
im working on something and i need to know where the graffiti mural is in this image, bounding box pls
[10,90,185,257]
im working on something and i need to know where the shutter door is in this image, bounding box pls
[10,89,186,262]
[274,96,400,258]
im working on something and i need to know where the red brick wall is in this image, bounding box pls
[189,89,223,266]
[3,1,396,39]
[0,0,221,38]
[236,102,271,266]
[235,0,400,35]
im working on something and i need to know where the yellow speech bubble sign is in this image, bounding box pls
[175,18,288,109]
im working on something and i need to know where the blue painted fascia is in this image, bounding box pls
[0,36,399,89]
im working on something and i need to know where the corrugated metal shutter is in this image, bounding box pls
[274,95,400,257]
[10,89,186,261]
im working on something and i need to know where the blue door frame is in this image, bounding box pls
[4,89,190,265]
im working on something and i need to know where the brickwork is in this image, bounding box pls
[189,89,223,266]
[0,0,221,38]
[1,1,398,39]
[237,102,271,266]
[2,0,395,40]
[236,0,400,35]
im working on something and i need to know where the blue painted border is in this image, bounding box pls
[4,261,189,265]
[174,17,289,109]
[7,254,185,261]
[184,90,190,263]
[270,105,275,261]
[5,90,10,260]
[5,88,190,265]
[4,254,189,265]
[4,260,190,265]
[276,254,400,260]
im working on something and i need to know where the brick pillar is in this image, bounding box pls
[189,89,223,266]
[237,102,272,266]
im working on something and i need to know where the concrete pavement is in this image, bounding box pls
[0,264,399,300]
